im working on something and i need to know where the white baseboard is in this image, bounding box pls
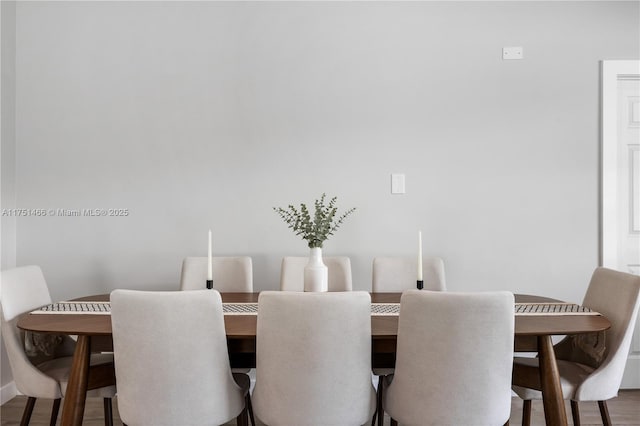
[1,381,17,405]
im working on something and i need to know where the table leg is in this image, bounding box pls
[61,335,91,426]
[537,335,568,426]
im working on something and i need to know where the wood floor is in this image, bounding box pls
[2,391,639,425]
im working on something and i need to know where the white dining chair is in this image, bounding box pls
[252,291,377,425]
[110,289,251,426]
[371,256,446,426]
[372,256,446,292]
[180,256,255,382]
[513,267,640,426]
[0,265,116,426]
[279,256,352,291]
[179,256,253,292]
[384,290,514,426]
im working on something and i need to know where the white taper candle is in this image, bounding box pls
[207,229,213,281]
[418,230,423,281]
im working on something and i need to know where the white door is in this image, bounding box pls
[602,60,640,388]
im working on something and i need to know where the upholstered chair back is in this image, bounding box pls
[0,265,62,398]
[179,256,253,292]
[111,289,246,425]
[372,256,446,292]
[384,290,514,425]
[2,265,116,424]
[573,267,640,400]
[252,291,376,425]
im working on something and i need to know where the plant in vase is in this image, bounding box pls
[274,193,356,292]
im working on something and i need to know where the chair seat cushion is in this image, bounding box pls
[512,356,594,401]
[37,353,116,398]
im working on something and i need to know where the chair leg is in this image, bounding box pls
[598,400,612,426]
[236,406,249,426]
[20,397,37,426]
[103,398,113,426]
[571,400,581,426]
[377,376,385,426]
[49,398,61,426]
[521,400,531,426]
[246,394,256,426]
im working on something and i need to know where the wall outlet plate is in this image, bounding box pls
[391,173,405,194]
[503,46,523,60]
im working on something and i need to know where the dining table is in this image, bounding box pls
[17,292,611,426]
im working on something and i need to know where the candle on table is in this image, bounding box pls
[207,229,213,281]
[418,230,423,281]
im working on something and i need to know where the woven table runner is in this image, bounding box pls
[30,301,599,316]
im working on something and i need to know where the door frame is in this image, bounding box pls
[601,60,640,389]
[601,60,640,270]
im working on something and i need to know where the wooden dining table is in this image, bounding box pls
[17,292,611,426]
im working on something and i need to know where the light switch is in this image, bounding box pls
[391,174,405,194]
[502,46,523,60]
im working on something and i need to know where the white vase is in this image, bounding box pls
[304,247,328,292]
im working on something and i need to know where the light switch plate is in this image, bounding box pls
[391,174,405,194]
[502,46,523,60]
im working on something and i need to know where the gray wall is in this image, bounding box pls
[2,0,639,387]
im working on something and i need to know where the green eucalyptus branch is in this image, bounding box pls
[273,193,356,248]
